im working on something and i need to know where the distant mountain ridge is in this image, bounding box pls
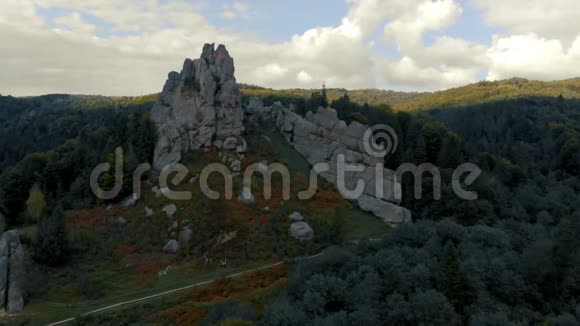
[9,77,580,112]
[240,77,580,111]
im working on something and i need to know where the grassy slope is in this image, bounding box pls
[17,128,387,325]
[265,130,389,239]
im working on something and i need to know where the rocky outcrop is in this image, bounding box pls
[0,231,25,314]
[238,186,256,205]
[246,98,412,226]
[289,221,314,241]
[162,204,177,218]
[152,43,245,170]
[288,211,314,240]
[163,239,180,253]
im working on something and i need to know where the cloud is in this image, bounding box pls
[53,12,97,35]
[376,56,481,91]
[0,0,379,95]
[297,71,313,84]
[221,1,251,21]
[0,0,44,31]
[475,0,580,42]
[474,0,580,82]
[0,0,578,96]
[252,63,289,83]
[370,0,487,90]
[487,34,580,81]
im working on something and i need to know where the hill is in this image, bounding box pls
[240,77,580,111]
[239,84,426,109]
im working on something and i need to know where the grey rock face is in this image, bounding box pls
[178,227,192,243]
[223,137,238,150]
[152,43,245,170]
[357,195,412,225]
[230,159,241,172]
[122,194,138,207]
[289,212,304,222]
[0,231,26,314]
[162,204,177,218]
[289,221,314,241]
[238,186,255,205]
[163,240,180,253]
[7,244,24,314]
[246,99,412,226]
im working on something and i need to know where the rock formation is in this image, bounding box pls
[152,43,245,169]
[0,231,25,314]
[151,42,411,226]
[246,98,412,226]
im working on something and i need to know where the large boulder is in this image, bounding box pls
[162,204,177,218]
[237,186,255,205]
[357,195,412,226]
[152,43,245,170]
[0,231,26,314]
[121,193,138,207]
[178,227,192,243]
[7,244,24,314]
[289,212,304,222]
[290,221,314,241]
[163,240,180,253]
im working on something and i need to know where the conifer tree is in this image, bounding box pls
[439,240,471,313]
[34,204,69,266]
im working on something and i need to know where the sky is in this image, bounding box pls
[1,0,580,96]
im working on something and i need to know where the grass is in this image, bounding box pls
[19,259,281,325]
[17,127,389,325]
[263,130,389,239]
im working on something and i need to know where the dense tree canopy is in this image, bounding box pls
[261,95,580,324]
[0,94,157,226]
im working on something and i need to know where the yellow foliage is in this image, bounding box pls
[26,183,46,222]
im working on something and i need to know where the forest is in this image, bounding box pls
[0,94,157,227]
[255,95,580,325]
[241,77,580,112]
[0,88,579,325]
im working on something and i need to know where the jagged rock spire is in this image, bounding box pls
[152,43,245,170]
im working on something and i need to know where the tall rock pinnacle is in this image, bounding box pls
[152,43,245,169]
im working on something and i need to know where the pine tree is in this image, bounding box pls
[402,120,427,164]
[437,132,464,168]
[321,83,328,108]
[34,205,69,266]
[439,240,471,313]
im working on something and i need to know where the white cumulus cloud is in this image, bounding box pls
[0,0,578,96]
[487,34,580,81]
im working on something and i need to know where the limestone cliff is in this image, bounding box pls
[152,43,245,169]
